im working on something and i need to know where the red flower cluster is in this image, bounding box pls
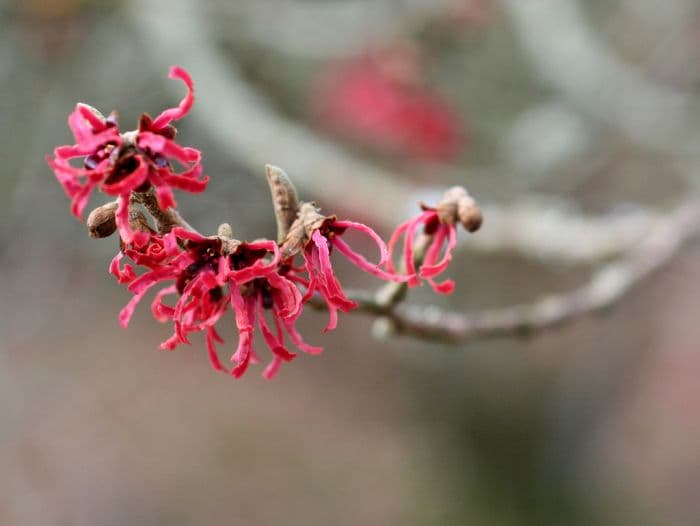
[110,218,409,378]
[48,66,208,243]
[50,67,480,379]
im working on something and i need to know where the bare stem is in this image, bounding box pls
[132,190,198,234]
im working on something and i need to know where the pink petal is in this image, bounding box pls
[100,156,149,196]
[171,227,209,244]
[428,278,455,294]
[283,318,324,354]
[420,224,457,279]
[333,237,409,283]
[151,66,195,130]
[55,128,120,159]
[109,252,136,284]
[262,357,282,380]
[257,298,296,362]
[150,285,177,322]
[333,220,389,266]
[206,327,227,372]
[76,103,108,130]
[386,220,410,274]
[114,195,134,244]
[137,132,200,165]
[69,182,96,219]
[160,168,209,194]
[127,266,176,295]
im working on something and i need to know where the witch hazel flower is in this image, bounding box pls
[48,66,208,243]
[280,201,409,331]
[116,225,320,379]
[106,210,170,285]
[228,257,322,379]
[388,186,482,294]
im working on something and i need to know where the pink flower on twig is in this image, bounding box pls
[388,186,483,294]
[115,227,321,379]
[285,209,408,331]
[48,66,208,243]
[388,208,458,294]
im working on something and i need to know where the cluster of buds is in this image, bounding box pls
[49,67,482,379]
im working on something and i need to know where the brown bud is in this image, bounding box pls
[266,165,300,244]
[458,196,482,232]
[86,202,118,238]
[217,223,234,239]
[436,186,483,232]
[279,202,332,258]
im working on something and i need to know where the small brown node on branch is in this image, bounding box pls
[434,186,483,232]
[280,202,336,258]
[86,201,119,238]
[128,209,154,235]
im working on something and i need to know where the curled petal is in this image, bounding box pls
[148,170,177,211]
[419,224,457,279]
[228,241,280,283]
[76,103,108,130]
[114,195,134,244]
[128,267,177,295]
[171,226,210,244]
[109,252,136,284]
[428,277,455,294]
[229,285,254,332]
[206,327,227,372]
[310,231,356,311]
[138,132,201,165]
[262,357,283,380]
[333,237,409,283]
[283,318,324,354]
[100,156,148,196]
[69,182,96,219]
[160,166,209,194]
[151,66,195,130]
[164,232,181,257]
[54,128,120,159]
[333,220,389,266]
[258,298,296,362]
[119,272,169,328]
[386,220,409,274]
[231,330,253,378]
[151,285,177,322]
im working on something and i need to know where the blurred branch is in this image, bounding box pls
[503,0,700,156]
[212,0,455,60]
[130,0,679,268]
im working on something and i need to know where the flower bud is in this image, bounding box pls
[86,202,118,238]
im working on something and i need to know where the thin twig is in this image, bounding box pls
[132,191,198,234]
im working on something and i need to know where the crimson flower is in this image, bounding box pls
[48,66,208,243]
[387,208,458,294]
[292,215,408,331]
[116,227,320,379]
[387,186,482,294]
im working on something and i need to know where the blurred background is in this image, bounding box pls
[2,0,700,524]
